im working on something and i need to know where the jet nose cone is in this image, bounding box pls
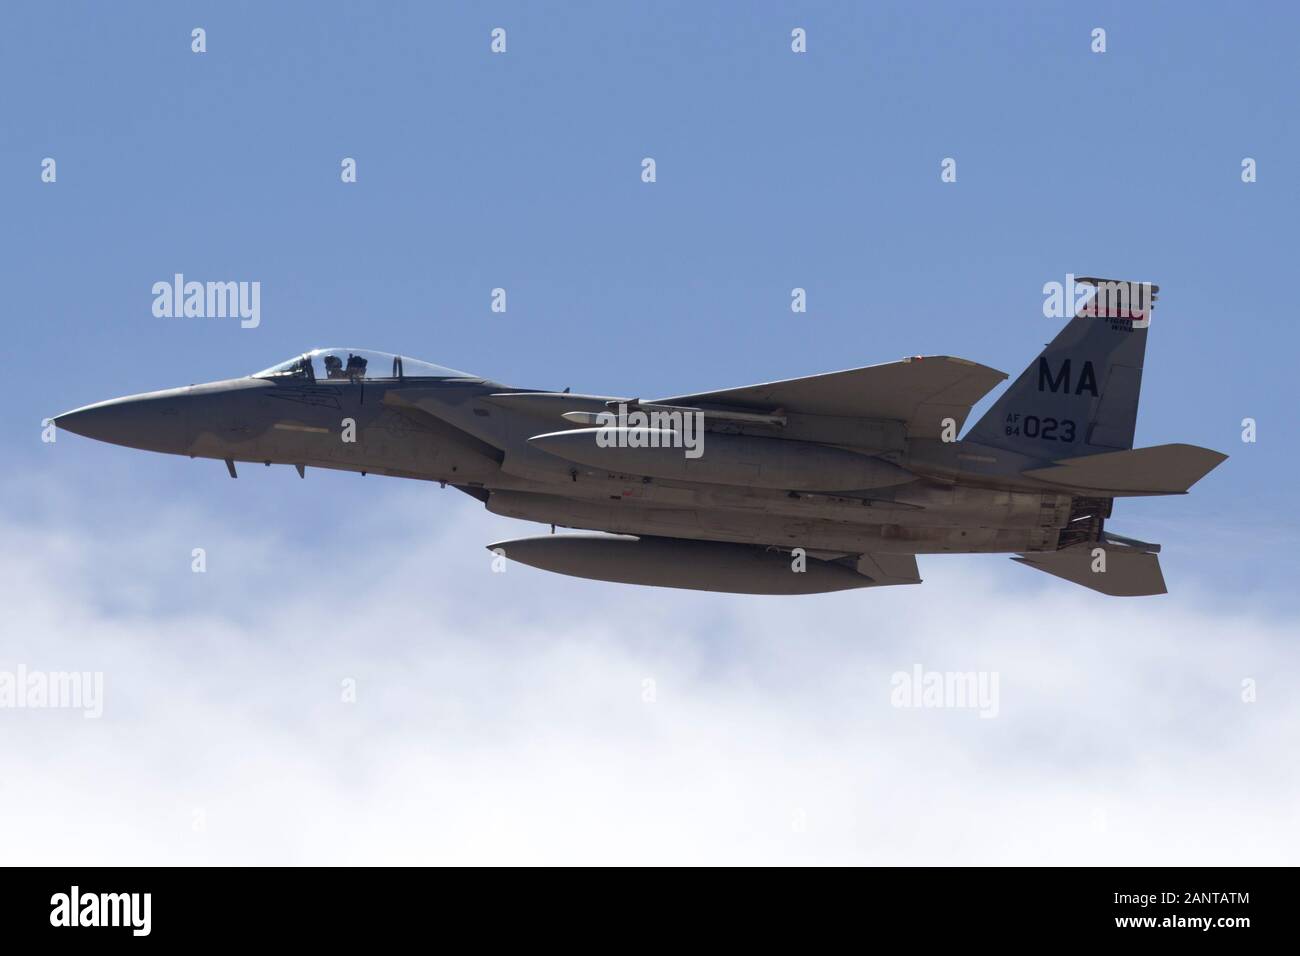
[55,388,191,454]
[52,404,110,440]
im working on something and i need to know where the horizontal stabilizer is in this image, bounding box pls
[1012,543,1166,596]
[1022,443,1227,495]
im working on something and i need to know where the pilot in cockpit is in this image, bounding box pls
[323,354,345,378]
[345,354,368,378]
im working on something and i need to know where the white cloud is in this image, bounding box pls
[1,476,1295,865]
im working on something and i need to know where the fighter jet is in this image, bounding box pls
[55,277,1225,595]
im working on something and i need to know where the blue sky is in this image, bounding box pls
[2,3,1298,863]
[5,1,1297,594]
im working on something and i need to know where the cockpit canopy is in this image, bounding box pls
[253,348,474,382]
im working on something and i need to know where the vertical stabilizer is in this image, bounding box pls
[967,277,1156,457]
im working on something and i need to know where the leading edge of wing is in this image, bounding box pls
[650,355,1008,436]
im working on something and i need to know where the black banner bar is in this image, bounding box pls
[0,866,1285,942]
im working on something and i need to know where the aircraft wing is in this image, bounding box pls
[855,552,922,586]
[651,356,1007,438]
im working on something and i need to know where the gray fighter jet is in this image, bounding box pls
[55,277,1225,595]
